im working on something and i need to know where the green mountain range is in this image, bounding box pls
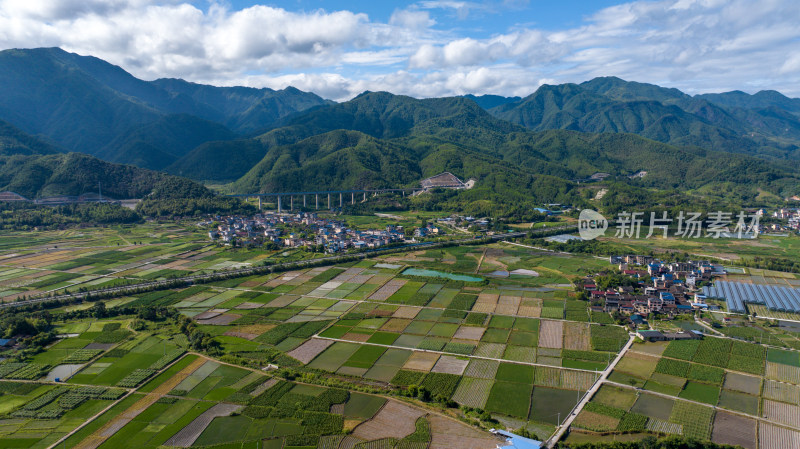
[0,121,212,200]
[488,78,800,160]
[228,93,800,206]
[94,114,236,170]
[2,48,800,211]
[151,79,335,134]
[176,92,523,182]
[0,151,204,200]
[168,91,516,181]
[0,47,327,170]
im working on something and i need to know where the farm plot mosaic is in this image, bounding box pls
[6,234,800,448]
[567,335,800,448]
[0,241,625,447]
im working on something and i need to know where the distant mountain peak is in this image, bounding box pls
[0,47,329,169]
[461,94,521,110]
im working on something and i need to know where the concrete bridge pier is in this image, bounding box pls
[328,193,331,209]
[351,192,355,204]
[277,196,282,213]
[290,196,293,211]
[303,195,306,208]
[315,194,319,209]
[258,196,262,210]
[363,192,366,202]
[339,193,343,207]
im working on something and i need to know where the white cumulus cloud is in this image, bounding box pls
[0,0,798,100]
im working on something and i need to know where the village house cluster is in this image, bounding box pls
[579,255,726,320]
[436,215,490,232]
[771,208,800,231]
[205,212,441,252]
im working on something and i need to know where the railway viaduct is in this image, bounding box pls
[229,188,423,212]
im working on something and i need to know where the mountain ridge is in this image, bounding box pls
[487,81,800,160]
[219,91,800,209]
[0,47,329,170]
[3,48,800,212]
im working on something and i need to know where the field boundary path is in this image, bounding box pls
[313,335,601,374]
[552,336,800,446]
[474,247,487,274]
[694,316,725,336]
[503,241,560,254]
[604,379,799,432]
[545,333,636,448]
[64,356,207,449]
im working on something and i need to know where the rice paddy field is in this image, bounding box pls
[57,358,479,449]
[0,315,189,447]
[0,226,606,305]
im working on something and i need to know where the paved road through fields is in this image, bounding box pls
[545,333,636,448]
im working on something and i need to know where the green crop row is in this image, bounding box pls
[63,349,104,363]
[693,338,731,368]
[655,358,690,377]
[116,368,156,388]
[149,349,185,370]
[584,401,626,419]
[662,340,700,360]
[617,412,648,432]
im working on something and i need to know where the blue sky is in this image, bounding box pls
[1,0,799,100]
[222,0,627,33]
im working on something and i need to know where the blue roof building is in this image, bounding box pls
[491,430,543,449]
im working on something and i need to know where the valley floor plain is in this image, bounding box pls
[2,221,800,448]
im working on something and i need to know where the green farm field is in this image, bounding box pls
[5,223,800,448]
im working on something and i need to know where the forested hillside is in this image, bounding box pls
[2,48,800,214]
[0,48,327,166]
[489,77,800,161]
[0,152,199,200]
[221,92,800,210]
[0,120,61,156]
[0,125,211,200]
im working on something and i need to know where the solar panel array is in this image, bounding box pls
[705,281,800,314]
